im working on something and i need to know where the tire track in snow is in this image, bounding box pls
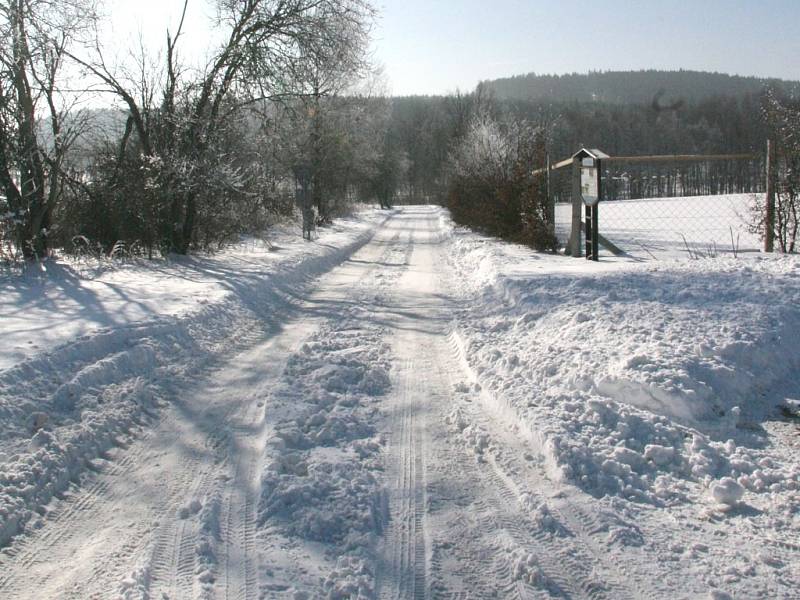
[207,217,405,598]
[154,221,405,599]
[377,208,534,600]
[1,213,398,599]
[373,206,644,599]
[481,458,613,599]
[380,356,428,600]
[131,408,228,600]
[0,362,247,598]
[425,390,542,600]
[218,417,260,600]
[246,218,410,597]
[0,393,225,600]
[434,355,592,598]
[0,417,167,598]
[377,223,430,600]
[381,360,426,600]
[391,342,540,600]
[80,407,223,600]
[143,386,257,600]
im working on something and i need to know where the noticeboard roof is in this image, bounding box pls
[571,148,610,160]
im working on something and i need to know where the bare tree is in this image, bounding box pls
[70,0,375,253]
[0,0,95,260]
[446,107,556,251]
[751,89,800,253]
[767,93,800,253]
[289,7,375,223]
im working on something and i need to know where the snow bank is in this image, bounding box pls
[0,210,388,548]
[445,211,800,507]
[0,378,157,546]
[443,210,799,597]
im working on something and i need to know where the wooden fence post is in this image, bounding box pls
[765,139,775,253]
[569,157,582,257]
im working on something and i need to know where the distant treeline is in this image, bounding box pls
[481,69,798,105]
[599,159,766,202]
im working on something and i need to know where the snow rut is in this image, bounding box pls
[445,332,649,600]
[0,211,389,555]
[153,516,194,594]
[218,420,260,600]
[0,213,398,598]
[425,353,547,600]
[1,325,281,600]
[385,340,546,600]
[147,483,206,599]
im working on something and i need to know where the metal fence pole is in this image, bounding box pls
[592,158,601,261]
[765,139,775,253]
[585,202,592,260]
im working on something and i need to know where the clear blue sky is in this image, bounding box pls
[373,0,800,95]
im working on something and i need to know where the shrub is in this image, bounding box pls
[446,114,557,251]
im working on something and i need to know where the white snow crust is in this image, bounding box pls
[1,205,798,599]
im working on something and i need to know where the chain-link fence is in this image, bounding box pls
[551,151,765,259]
[550,159,578,250]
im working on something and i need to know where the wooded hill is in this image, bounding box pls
[481,69,799,105]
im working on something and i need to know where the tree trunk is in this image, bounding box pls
[180,191,197,254]
[12,0,48,259]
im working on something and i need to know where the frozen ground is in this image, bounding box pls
[0,206,798,599]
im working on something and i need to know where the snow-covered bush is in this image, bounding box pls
[446,112,557,252]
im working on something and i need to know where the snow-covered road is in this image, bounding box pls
[372,210,648,599]
[1,206,798,599]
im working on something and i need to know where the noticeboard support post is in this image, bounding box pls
[570,158,583,257]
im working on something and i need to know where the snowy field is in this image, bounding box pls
[0,205,798,599]
[555,193,762,259]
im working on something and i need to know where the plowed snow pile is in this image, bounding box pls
[445,213,800,598]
